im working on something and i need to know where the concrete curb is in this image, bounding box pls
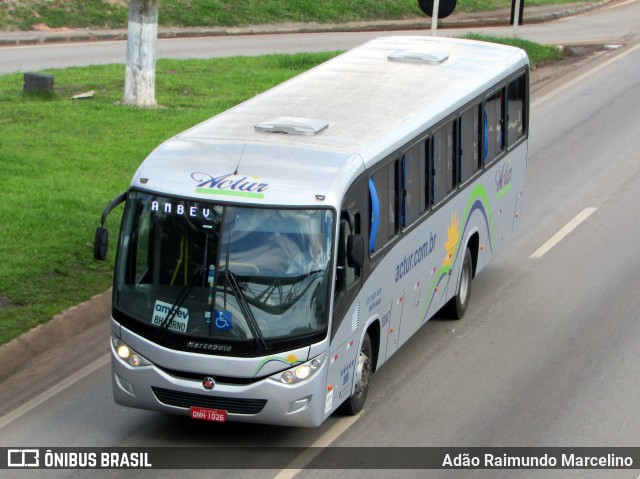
[0,290,111,380]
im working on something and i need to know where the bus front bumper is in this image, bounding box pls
[110,341,329,428]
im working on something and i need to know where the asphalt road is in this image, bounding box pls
[1,2,640,478]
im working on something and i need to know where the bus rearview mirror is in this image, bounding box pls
[94,226,109,261]
[93,191,127,261]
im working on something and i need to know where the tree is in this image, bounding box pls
[122,0,158,107]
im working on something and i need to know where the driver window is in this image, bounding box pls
[337,214,361,293]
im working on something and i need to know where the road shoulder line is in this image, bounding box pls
[0,354,109,430]
[530,207,598,259]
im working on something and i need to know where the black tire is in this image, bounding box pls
[444,247,473,319]
[340,333,372,415]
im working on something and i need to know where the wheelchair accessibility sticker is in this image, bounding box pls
[213,309,233,331]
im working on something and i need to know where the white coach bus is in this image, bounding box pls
[94,36,529,427]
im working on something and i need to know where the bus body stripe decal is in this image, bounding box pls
[417,186,494,326]
[464,184,494,253]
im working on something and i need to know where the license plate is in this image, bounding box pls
[190,406,227,423]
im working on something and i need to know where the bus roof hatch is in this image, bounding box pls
[255,117,329,136]
[387,49,449,64]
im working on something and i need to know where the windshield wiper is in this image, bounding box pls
[222,269,269,352]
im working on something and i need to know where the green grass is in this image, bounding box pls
[462,33,563,67]
[0,52,339,344]
[455,0,590,12]
[0,0,598,30]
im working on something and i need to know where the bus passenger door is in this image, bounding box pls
[384,293,404,360]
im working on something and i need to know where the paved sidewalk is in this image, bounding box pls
[0,1,613,46]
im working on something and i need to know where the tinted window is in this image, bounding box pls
[370,159,399,251]
[483,89,505,164]
[460,105,481,183]
[507,74,527,148]
[432,121,456,204]
[401,141,427,227]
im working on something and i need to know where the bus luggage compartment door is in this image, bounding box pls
[384,294,404,361]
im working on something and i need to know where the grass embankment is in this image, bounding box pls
[0,0,595,30]
[463,33,564,65]
[0,37,561,345]
[0,52,338,344]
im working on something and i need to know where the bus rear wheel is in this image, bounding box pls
[341,333,372,415]
[444,247,473,319]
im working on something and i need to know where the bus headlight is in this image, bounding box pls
[271,353,326,385]
[112,336,152,368]
[295,365,311,380]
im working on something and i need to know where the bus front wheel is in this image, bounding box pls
[341,333,372,415]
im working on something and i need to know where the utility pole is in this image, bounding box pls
[511,0,524,36]
[122,0,158,108]
[417,1,457,36]
[431,0,440,36]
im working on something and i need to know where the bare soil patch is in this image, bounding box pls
[0,296,15,309]
[532,43,616,92]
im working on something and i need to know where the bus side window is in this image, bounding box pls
[368,178,379,254]
[432,121,456,204]
[370,168,388,250]
[388,160,398,240]
[369,159,399,252]
[424,137,430,212]
[459,104,481,183]
[483,89,505,164]
[507,73,527,148]
[401,141,426,228]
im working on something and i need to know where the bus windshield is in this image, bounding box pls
[114,191,334,355]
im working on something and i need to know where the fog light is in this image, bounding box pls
[114,374,135,396]
[288,396,310,413]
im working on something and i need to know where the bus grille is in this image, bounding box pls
[152,387,267,415]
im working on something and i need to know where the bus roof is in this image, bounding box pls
[133,36,529,207]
